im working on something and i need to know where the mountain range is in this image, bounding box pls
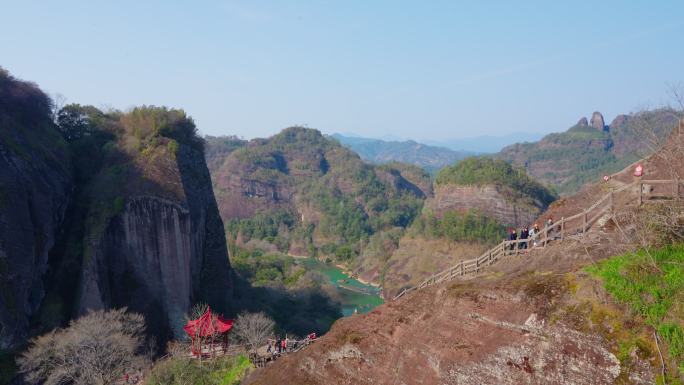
[330,134,474,173]
[423,131,545,153]
[499,109,682,194]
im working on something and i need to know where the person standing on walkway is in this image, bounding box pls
[520,226,529,251]
[508,228,518,251]
[531,223,541,247]
[546,217,555,239]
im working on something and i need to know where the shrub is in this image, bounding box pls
[587,245,684,378]
[119,106,203,150]
[56,104,105,141]
[232,312,275,354]
[17,308,149,385]
[167,139,179,156]
[146,354,251,385]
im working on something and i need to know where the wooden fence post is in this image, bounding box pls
[583,212,587,233]
[560,217,564,241]
[609,189,614,212]
[639,182,643,205]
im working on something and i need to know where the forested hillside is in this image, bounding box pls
[206,128,431,284]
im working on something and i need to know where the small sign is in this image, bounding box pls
[603,175,610,182]
[634,164,644,177]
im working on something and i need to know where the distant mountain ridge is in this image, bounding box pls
[498,108,683,194]
[331,133,474,173]
[424,132,545,153]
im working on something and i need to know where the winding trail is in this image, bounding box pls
[394,179,682,300]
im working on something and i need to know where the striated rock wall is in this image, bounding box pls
[427,184,545,227]
[1,71,233,350]
[79,144,233,341]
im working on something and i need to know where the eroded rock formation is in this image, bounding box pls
[0,69,233,349]
[590,111,606,131]
[427,184,544,227]
[245,271,653,385]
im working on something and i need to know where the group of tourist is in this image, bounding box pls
[266,336,289,355]
[507,217,557,253]
[266,333,317,356]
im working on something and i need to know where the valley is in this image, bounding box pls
[296,258,383,316]
[2,65,684,385]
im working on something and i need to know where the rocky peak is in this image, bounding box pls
[609,114,628,128]
[590,111,606,131]
[577,117,588,126]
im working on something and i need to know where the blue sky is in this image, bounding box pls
[1,0,682,140]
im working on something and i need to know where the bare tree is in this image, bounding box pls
[50,93,67,123]
[187,302,209,321]
[232,312,275,354]
[17,308,149,385]
[667,82,684,111]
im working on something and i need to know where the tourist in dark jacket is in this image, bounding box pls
[519,227,528,250]
[508,228,518,251]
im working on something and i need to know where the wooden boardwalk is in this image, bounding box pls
[249,337,316,367]
[393,179,682,300]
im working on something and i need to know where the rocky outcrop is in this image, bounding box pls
[590,111,606,131]
[79,139,232,341]
[427,184,545,227]
[382,181,549,297]
[0,71,73,349]
[1,69,233,349]
[577,116,588,126]
[245,271,654,385]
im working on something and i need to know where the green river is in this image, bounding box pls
[297,258,384,316]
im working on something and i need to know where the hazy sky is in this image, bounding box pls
[1,0,682,140]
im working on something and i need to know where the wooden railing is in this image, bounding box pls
[393,179,681,300]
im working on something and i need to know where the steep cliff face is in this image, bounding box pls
[0,69,233,349]
[0,70,73,349]
[77,112,233,341]
[427,184,543,228]
[80,195,230,339]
